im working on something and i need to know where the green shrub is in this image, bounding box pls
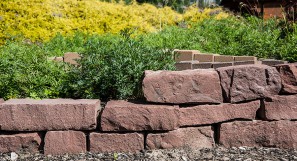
[60,34,175,100]
[0,41,67,100]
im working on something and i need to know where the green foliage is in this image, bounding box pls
[0,41,67,100]
[144,16,297,62]
[60,33,175,100]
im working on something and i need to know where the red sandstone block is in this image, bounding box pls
[90,133,144,153]
[0,99,100,131]
[234,56,257,62]
[274,63,297,94]
[44,131,86,155]
[214,55,234,62]
[220,120,297,149]
[175,61,193,70]
[217,65,282,103]
[259,95,297,120]
[64,52,80,65]
[142,69,223,104]
[101,100,179,131]
[0,133,42,153]
[179,100,260,126]
[174,50,199,62]
[193,53,215,62]
[146,127,214,150]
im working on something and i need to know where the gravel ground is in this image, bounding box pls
[1,146,297,161]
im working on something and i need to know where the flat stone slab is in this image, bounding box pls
[142,69,223,104]
[220,120,297,149]
[179,100,260,126]
[100,100,179,131]
[0,99,100,131]
[217,64,282,103]
[44,131,86,155]
[0,133,42,153]
[259,95,297,120]
[90,133,144,153]
[146,127,214,150]
[274,63,297,94]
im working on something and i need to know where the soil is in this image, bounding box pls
[1,146,297,161]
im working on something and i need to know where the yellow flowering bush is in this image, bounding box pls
[0,0,228,44]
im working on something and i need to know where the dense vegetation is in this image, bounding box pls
[0,0,296,100]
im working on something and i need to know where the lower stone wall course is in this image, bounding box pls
[146,126,214,150]
[44,131,86,155]
[0,99,100,131]
[0,132,42,153]
[260,95,297,120]
[219,120,297,149]
[101,100,179,132]
[179,100,260,126]
[89,133,144,153]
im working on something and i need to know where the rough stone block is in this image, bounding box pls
[179,100,260,126]
[142,69,223,104]
[0,133,42,153]
[217,65,282,103]
[90,133,144,153]
[212,62,233,69]
[192,62,212,69]
[175,61,194,70]
[146,127,214,150]
[174,50,198,62]
[64,52,80,65]
[274,63,297,94]
[234,56,257,62]
[44,131,86,155]
[101,100,179,131]
[261,59,288,66]
[259,95,297,120]
[0,99,100,131]
[194,53,215,62]
[234,60,255,66]
[220,120,297,149]
[214,55,234,62]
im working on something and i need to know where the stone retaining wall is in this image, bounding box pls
[0,63,297,155]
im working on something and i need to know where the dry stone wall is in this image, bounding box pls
[0,63,297,155]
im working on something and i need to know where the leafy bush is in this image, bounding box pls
[0,41,67,100]
[60,33,175,100]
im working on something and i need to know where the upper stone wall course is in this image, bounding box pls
[142,69,223,104]
[101,100,179,132]
[217,64,282,103]
[274,63,297,94]
[0,99,100,131]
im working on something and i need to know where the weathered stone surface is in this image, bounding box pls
[64,52,80,65]
[274,63,297,94]
[44,131,86,155]
[179,100,260,126]
[90,133,144,153]
[214,55,234,62]
[217,64,281,103]
[174,50,198,62]
[101,100,179,131]
[0,133,42,153]
[146,127,214,150]
[142,69,223,104]
[220,120,297,149]
[192,62,212,69]
[212,62,233,69]
[259,95,297,120]
[0,99,100,131]
[194,53,215,62]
